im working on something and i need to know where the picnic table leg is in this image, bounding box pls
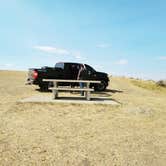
[53,82,58,99]
[85,82,91,101]
[53,90,58,99]
[86,91,90,101]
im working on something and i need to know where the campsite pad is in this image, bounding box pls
[20,95,119,105]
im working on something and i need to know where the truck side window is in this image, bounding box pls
[55,63,64,69]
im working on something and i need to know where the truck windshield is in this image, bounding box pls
[85,64,96,73]
[55,63,64,69]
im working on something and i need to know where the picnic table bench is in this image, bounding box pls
[43,79,101,100]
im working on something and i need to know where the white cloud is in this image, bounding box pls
[97,43,111,48]
[34,46,70,55]
[115,59,128,65]
[158,56,166,60]
[34,45,87,61]
[4,63,13,67]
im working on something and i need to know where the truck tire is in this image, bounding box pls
[94,80,107,91]
[39,83,49,91]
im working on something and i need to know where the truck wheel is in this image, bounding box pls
[39,83,49,91]
[48,82,53,91]
[94,80,107,91]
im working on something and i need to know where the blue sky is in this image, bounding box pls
[0,0,166,80]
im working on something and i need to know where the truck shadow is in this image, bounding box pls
[92,89,123,97]
[105,89,123,93]
[35,88,123,95]
[33,88,122,105]
[35,88,51,93]
[91,97,122,104]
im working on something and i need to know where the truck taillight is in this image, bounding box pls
[33,71,38,79]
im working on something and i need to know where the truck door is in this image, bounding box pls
[63,63,79,80]
[63,63,72,79]
[54,63,64,79]
[85,64,96,80]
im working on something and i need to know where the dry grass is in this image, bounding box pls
[0,71,166,165]
[131,79,166,92]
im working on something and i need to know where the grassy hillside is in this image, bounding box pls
[131,79,166,92]
[0,71,166,165]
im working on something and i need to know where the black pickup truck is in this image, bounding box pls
[26,62,109,91]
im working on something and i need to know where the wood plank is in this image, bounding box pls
[43,79,101,84]
[49,87,94,91]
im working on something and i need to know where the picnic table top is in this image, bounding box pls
[43,79,101,83]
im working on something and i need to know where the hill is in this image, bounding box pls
[0,70,166,165]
